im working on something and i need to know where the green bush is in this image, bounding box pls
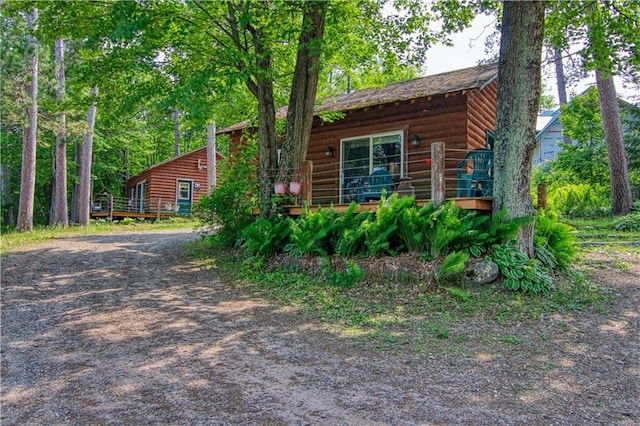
[547,183,611,218]
[490,241,555,295]
[611,212,640,232]
[194,136,258,247]
[534,209,576,270]
[242,217,291,258]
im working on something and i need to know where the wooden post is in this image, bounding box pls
[431,141,445,206]
[157,196,161,221]
[206,121,216,193]
[302,160,313,205]
[537,184,547,210]
[108,194,113,222]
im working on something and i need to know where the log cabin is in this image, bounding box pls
[218,62,499,211]
[124,146,223,216]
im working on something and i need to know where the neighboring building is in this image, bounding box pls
[219,62,500,204]
[533,109,570,166]
[125,146,223,215]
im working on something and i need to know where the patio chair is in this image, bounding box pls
[356,168,394,202]
[456,148,493,197]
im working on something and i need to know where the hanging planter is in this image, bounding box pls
[274,182,286,195]
[289,166,302,195]
[289,181,301,195]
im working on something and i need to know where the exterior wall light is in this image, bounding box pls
[410,134,420,147]
[325,146,334,157]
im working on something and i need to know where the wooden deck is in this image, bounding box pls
[90,211,177,220]
[285,197,492,216]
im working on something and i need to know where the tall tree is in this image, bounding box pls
[492,0,546,257]
[77,86,98,226]
[596,70,632,214]
[278,1,327,195]
[546,0,639,215]
[16,7,38,232]
[50,37,68,226]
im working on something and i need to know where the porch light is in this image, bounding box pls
[410,134,420,147]
[325,146,334,157]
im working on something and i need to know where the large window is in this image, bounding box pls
[340,131,403,203]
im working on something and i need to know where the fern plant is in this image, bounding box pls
[285,207,334,257]
[534,209,576,270]
[241,217,291,258]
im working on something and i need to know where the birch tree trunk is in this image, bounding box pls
[492,1,545,258]
[50,38,68,227]
[78,86,99,226]
[16,8,38,232]
[596,71,632,215]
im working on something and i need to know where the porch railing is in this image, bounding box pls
[265,141,492,210]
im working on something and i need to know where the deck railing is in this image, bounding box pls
[263,141,492,210]
[91,195,179,220]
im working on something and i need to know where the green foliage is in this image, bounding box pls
[534,210,576,270]
[332,203,371,257]
[547,183,611,218]
[611,212,640,232]
[286,207,334,258]
[490,241,555,295]
[242,217,291,259]
[194,137,258,247]
[322,259,364,287]
[361,195,402,256]
[435,251,469,285]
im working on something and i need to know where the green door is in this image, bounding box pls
[177,180,193,215]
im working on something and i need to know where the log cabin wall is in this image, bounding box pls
[466,80,498,150]
[307,92,471,203]
[126,147,218,212]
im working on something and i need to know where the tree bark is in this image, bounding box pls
[50,38,68,227]
[595,70,632,215]
[78,86,99,226]
[493,1,545,258]
[280,1,327,182]
[173,107,180,157]
[16,8,38,232]
[554,47,568,105]
[206,121,216,193]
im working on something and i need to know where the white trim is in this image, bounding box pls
[339,130,404,203]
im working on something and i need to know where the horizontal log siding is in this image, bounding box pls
[309,94,470,203]
[126,148,211,212]
[466,81,498,150]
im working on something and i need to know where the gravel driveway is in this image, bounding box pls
[1,228,638,425]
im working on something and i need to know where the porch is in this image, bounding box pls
[276,141,493,215]
[90,194,178,221]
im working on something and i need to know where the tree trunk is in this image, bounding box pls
[206,121,216,193]
[78,86,99,226]
[553,46,573,145]
[50,38,68,227]
[492,1,545,258]
[554,47,568,105]
[280,2,327,182]
[596,70,632,215]
[16,8,38,232]
[1,164,14,226]
[173,107,180,157]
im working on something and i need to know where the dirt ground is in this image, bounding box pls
[1,228,638,425]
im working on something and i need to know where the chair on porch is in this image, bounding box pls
[457,148,493,197]
[356,167,394,202]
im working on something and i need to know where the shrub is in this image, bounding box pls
[242,216,291,258]
[534,209,576,270]
[547,183,611,218]
[611,212,640,232]
[489,241,554,295]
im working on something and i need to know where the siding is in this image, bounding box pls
[126,147,221,212]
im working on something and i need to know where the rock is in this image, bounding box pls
[463,259,500,285]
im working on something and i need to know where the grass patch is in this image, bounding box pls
[1,218,199,254]
[193,236,612,355]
